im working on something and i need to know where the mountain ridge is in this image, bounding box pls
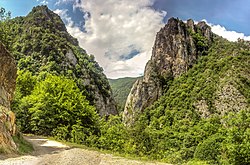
[4,5,117,117]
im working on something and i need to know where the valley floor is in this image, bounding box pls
[0,135,170,165]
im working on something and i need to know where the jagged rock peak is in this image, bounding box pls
[123,17,214,125]
[0,42,17,153]
[26,5,67,32]
[25,5,78,45]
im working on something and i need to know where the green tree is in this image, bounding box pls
[221,110,250,165]
[13,73,100,142]
[0,7,11,47]
[15,70,37,97]
[11,70,37,132]
[98,116,131,153]
[0,7,11,21]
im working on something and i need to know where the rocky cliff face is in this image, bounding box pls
[123,18,213,125]
[0,42,17,153]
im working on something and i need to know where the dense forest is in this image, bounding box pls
[0,5,250,165]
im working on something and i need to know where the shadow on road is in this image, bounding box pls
[0,135,70,161]
[24,135,70,156]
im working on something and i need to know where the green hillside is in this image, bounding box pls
[109,77,141,112]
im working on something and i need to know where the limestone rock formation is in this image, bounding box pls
[0,42,17,153]
[123,18,213,125]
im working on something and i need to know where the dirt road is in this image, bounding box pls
[0,136,170,165]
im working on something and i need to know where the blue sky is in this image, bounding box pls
[2,0,249,35]
[0,0,39,17]
[1,0,250,78]
[154,0,250,35]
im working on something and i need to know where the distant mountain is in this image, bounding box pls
[1,5,117,116]
[109,77,141,112]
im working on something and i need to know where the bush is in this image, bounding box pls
[194,134,225,163]
[13,73,100,143]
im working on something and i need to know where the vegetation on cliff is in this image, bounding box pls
[13,71,100,143]
[1,5,117,117]
[123,18,214,125]
[129,37,250,164]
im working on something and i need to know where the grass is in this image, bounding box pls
[47,136,166,164]
[0,147,8,154]
[19,134,209,164]
[12,132,34,154]
[184,160,210,165]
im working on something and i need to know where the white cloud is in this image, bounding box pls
[54,9,66,16]
[55,0,75,6]
[55,1,250,79]
[37,0,49,5]
[54,9,74,26]
[200,19,250,42]
[56,0,166,78]
[211,24,250,41]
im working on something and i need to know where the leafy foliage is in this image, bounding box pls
[0,7,11,21]
[13,72,100,143]
[0,7,11,49]
[190,29,209,55]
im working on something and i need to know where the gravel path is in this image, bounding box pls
[0,136,170,165]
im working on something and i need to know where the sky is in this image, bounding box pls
[1,0,250,78]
